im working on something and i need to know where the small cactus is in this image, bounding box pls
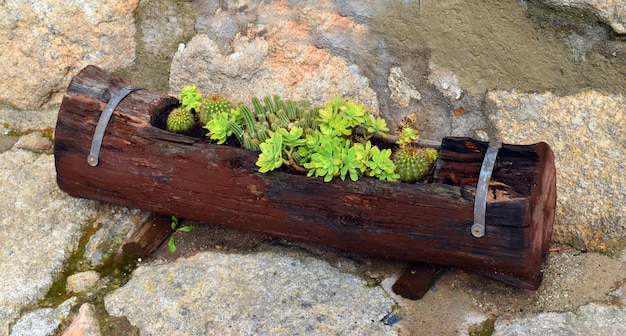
[197,95,233,126]
[392,147,438,183]
[166,107,195,133]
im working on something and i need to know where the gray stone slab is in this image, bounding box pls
[9,298,75,336]
[494,302,626,336]
[0,150,98,335]
[105,249,399,335]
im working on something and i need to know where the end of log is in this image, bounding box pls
[122,213,173,257]
[392,263,448,300]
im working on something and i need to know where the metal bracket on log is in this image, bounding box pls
[471,140,502,238]
[87,87,141,167]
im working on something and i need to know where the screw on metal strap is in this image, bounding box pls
[471,140,502,238]
[87,87,141,167]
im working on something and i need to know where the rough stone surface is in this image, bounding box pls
[540,0,626,34]
[136,0,195,59]
[83,207,147,267]
[0,136,19,153]
[0,107,59,133]
[0,0,138,109]
[61,303,102,336]
[105,249,398,335]
[428,61,462,101]
[0,150,98,335]
[170,1,378,112]
[380,277,490,335]
[527,249,626,312]
[388,67,421,108]
[14,132,53,153]
[9,298,75,336]
[486,90,626,254]
[494,302,626,335]
[66,271,100,294]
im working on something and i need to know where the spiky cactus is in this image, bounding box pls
[166,107,195,133]
[392,147,438,183]
[197,95,233,126]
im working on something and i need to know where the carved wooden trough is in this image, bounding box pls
[54,66,556,290]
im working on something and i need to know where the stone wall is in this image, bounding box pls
[0,0,138,110]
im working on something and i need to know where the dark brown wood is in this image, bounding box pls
[392,263,447,300]
[122,213,173,256]
[54,66,556,290]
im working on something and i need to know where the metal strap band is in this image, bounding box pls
[87,87,140,167]
[471,141,502,238]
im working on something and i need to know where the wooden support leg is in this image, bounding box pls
[122,213,173,257]
[392,263,447,300]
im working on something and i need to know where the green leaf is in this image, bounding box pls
[366,146,399,181]
[204,112,233,144]
[177,225,195,233]
[318,97,344,125]
[279,126,306,148]
[397,127,418,148]
[363,114,390,136]
[168,235,176,253]
[322,114,351,137]
[171,216,178,230]
[256,131,285,173]
[303,135,343,182]
[339,144,365,182]
[179,85,203,111]
[339,100,366,128]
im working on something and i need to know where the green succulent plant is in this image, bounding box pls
[197,95,233,125]
[179,85,203,111]
[256,131,286,173]
[362,114,390,138]
[166,107,196,133]
[168,216,195,253]
[303,135,345,182]
[204,111,235,144]
[392,147,439,183]
[339,141,368,182]
[366,146,400,181]
[171,87,412,184]
[397,127,419,148]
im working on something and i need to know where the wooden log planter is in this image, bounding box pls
[54,66,556,290]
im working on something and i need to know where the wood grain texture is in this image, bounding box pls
[54,66,556,290]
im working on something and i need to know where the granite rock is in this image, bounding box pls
[0,0,138,109]
[14,132,53,153]
[0,107,59,133]
[105,248,398,335]
[486,90,626,254]
[136,0,195,59]
[61,303,102,336]
[9,298,75,336]
[83,207,147,267]
[0,136,19,153]
[540,0,626,34]
[0,150,98,335]
[494,302,626,336]
[388,67,421,108]
[170,1,378,111]
[66,271,100,294]
[428,61,463,101]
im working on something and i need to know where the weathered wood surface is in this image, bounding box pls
[122,213,173,257]
[392,263,448,300]
[54,65,556,290]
